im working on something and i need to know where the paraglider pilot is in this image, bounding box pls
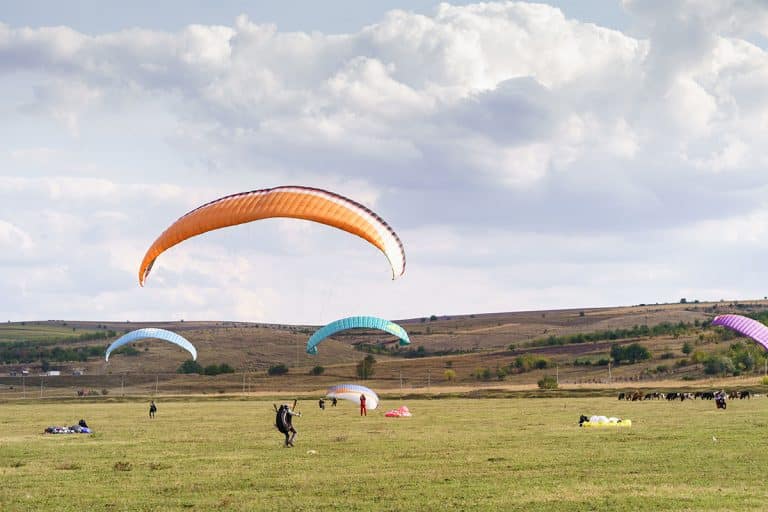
[318,398,325,410]
[149,400,157,418]
[360,393,367,416]
[275,403,302,447]
[715,390,727,410]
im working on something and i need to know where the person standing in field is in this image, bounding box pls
[318,398,325,410]
[149,400,157,419]
[359,393,367,416]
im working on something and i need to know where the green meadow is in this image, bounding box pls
[0,324,100,343]
[1,397,768,511]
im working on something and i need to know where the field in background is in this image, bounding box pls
[1,397,768,511]
[0,324,101,343]
[1,300,767,392]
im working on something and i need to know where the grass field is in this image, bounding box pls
[0,324,101,343]
[2,397,768,511]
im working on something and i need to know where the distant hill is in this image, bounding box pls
[1,299,767,394]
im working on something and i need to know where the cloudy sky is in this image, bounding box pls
[2,0,768,324]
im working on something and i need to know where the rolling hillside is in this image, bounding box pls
[1,299,766,395]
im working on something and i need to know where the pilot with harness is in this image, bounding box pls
[275,402,302,447]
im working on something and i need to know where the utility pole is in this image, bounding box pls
[40,376,44,398]
[242,372,246,393]
[155,375,159,395]
[608,361,612,383]
[556,364,559,385]
[399,370,403,390]
[121,374,125,397]
[22,375,25,399]
[427,369,431,391]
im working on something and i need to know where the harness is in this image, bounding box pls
[275,405,291,434]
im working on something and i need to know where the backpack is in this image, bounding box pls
[275,405,289,434]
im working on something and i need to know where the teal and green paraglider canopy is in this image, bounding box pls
[306,316,410,355]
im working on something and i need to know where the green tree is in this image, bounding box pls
[177,360,203,374]
[218,363,235,374]
[682,341,693,355]
[537,375,558,389]
[611,343,651,364]
[703,355,735,376]
[356,355,377,379]
[309,365,325,376]
[267,364,289,376]
[203,365,221,376]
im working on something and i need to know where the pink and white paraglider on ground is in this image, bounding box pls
[385,406,412,417]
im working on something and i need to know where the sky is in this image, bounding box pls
[2,0,768,324]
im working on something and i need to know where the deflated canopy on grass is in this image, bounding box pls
[105,328,197,362]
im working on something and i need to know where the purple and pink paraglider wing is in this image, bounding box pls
[712,314,768,351]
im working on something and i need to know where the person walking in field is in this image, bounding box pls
[149,400,157,419]
[275,403,301,447]
[359,393,367,416]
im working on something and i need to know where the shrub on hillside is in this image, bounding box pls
[203,363,236,376]
[356,355,376,379]
[473,367,493,381]
[267,364,289,376]
[514,354,551,372]
[610,343,651,364]
[703,355,735,376]
[309,366,325,376]
[537,375,558,390]
[177,360,203,374]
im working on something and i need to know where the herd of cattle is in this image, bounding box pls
[618,390,753,401]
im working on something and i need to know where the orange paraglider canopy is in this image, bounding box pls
[139,186,405,286]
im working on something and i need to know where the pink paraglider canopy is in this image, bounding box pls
[385,406,412,417]
[712,314,768,351]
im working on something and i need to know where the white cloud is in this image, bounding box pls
[2,2,768,321]
[0,220,34,251]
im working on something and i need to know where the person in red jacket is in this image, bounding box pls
[359,393,367,416]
